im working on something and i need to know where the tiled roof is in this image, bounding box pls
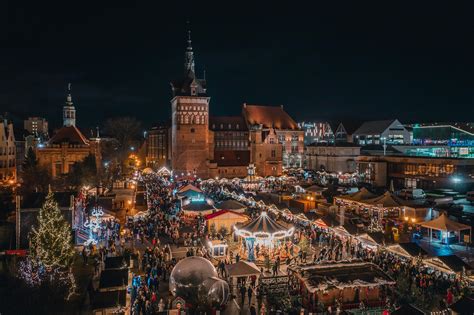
[49,126,89,145]
[210,116,248,131]
[214,150,250,167]
[204,209,247,220]
[353,119,399,135]
[242,104,298,130]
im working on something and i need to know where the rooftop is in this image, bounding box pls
[242,104,298,130]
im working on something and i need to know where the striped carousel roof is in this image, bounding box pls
[237,212,289,234]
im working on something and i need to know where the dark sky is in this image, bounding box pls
[1,1,473,130]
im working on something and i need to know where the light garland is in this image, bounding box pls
[83,206,104,246]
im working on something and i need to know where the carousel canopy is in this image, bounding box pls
[420,213,471,232]
[363,191,405,208]
[234,212,294,239]
[225,261,261,278]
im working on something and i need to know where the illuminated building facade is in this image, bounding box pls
[357,154,474,191]
[0,118,16,182]
[36,88,100,178]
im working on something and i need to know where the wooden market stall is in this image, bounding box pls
[204,210,249,234]
[288,261,395,310]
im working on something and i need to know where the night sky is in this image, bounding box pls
[1,1,473,130]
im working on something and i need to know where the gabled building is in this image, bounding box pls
[36,85,100,178]
[352,119,410,145]
[242,104,304,176]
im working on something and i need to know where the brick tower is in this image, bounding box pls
[170,30,212,179]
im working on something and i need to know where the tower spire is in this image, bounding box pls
[184,22,195,76]
[63,83,76,127]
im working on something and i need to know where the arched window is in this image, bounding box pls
[184,115,189,124]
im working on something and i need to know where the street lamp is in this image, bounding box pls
[381,137,387,156]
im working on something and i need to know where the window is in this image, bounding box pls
[236,124,240,129]
[212,124,215,129]
[191,128,195,133]
[220,124,223,129]
[228,124,231,129]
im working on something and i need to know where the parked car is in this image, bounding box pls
[398,188,426,200]
[467,191,474,203]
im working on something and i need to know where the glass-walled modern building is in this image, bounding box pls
[357,155,474,192]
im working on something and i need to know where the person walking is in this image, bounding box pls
[247,286,253,305]
[240,285,246,305]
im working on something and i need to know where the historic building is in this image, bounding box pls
[169,32,302,179]
[36,86,100,178]
[144,124,170,169]
[242,104,304,176]
[209,116,250,178]
[0,118,16,183]
[170,31,213,179]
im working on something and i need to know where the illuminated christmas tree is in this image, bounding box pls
[30,190,75,268]
[18,190,76,299]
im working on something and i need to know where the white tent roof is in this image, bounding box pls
[420,213,471,232]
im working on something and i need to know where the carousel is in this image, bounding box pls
[234,211,295,262]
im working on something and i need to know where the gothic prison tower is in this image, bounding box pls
[170,31,212,178]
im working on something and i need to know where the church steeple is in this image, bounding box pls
[184,28,195,77]
[63,83,76,127]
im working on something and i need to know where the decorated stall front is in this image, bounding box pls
[205,210,249,235]
[234,212,295,262]
[288,262,395,310]
[420,213,471,244]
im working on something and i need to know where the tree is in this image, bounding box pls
[19,191,76,300]
[20,147,51,193]
[209,223,217,236]
[66,154,98,189]
[218,226,229,237]
[30,190,75,269]
[104,117,142,163]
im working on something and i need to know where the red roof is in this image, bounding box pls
[242,104,298,130]
[49,126,89,145]
[204,209,247,220]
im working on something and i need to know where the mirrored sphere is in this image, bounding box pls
[169,256,218,301]
[206,278,230,307]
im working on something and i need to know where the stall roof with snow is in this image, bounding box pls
[386,242,428,258]
[288,262,395,293]
[225,260,261,278]
[423,255,473,275]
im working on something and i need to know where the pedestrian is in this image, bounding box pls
[82,246,88,265]
[250,304,257,315]
[247,286,252,305]
[240,285,246,305]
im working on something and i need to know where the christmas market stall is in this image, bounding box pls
[385,242,428,260]
[420,213,471,244]
[287,262,395,310]
[234,211,295,262]
[225,260,261,293]
[205,210,249,235]
[423,255,473,277]
[214,199,247,213]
